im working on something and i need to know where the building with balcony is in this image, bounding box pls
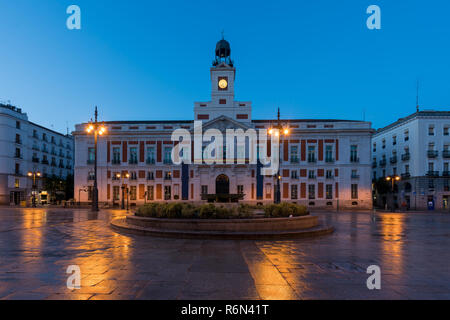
[73,38,374,210]
[0,103,74,205]
[372,110,450,210]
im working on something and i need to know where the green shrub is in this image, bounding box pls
[136,202,308,219]
[263,203,308,218]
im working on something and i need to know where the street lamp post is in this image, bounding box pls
[268,108,290,204]
[85,106,106,212]
[386,175,401,212]
[27,171,41,207]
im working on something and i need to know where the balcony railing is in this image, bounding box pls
[401,153,410,161]
[351,174,360,179]
[14,154,22,159]
[307,157,316,163]
[87,159,95,165]
[443,150,450,158]
[326,174,334,179]
[51,162,57,167]
[290,157,299,163]
[146,159,155,164]
[350,157,360,163]
[66,165,72,170]
[442,171,450,177]
[401,173,411,179]
[147,176,154,181]
[32,157,40,163]
[59,164,65,169]
[390,156,398,164]
[163,159,173,165]
[112,159,121,165]
[128,159,138,165]
[427,150,439,158]
[426,171,439,177]
[15,139,22,145]
[325,157,335,163]
[379,159,387,167]
[87,176,95,181]
[372,161,377,168]
[42,159,49,165]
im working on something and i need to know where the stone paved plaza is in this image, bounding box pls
[0,207,449,300]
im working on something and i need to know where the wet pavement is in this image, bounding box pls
[0,207,449,300]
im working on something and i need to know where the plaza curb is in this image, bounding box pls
[110,217,335,240]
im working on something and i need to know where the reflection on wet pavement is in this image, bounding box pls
[0,208,449,300]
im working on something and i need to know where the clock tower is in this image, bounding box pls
[194,37,252,123]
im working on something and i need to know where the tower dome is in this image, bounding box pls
[215,39,231,58]
[213,36,233,67]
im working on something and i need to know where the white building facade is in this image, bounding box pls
[372,111,450,210]
[73,39,374,210]
[0,103,74,205]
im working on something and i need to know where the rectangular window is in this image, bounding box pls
[291,185,298,200]
[164,147,172,164]
[201,185,208,195]
[146,147,155,164]
[291,170,298,179]
[429,125,435,136]
[326,184,333,199]
[112,147,121,164]
[88,147,95,162]
[290,146,299,163]
[147,171,154,180]
[308,184,315,199]
[113,186,120,201]
[164,186,171,200]
[16,121,20,129]
[237,185,244,194]
[14,179,20,188]
[392,136,397,145]
[350,145,358,162]
[308,146,316,163]
[404,130,409,141]
[445,127,450,136]
[129,147,138,164]
[308,170,316,179]
[326,170,333,179]
[130,186,137,200]
[147,186,154,200]
[325,145,333,162]
[351,184,358,199]
[265,184,272,199]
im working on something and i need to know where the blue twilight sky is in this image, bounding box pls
[0,0,449,134]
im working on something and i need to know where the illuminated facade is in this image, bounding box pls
[0,103,74,205]
[73,39,374,210]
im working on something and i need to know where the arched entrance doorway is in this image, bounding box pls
[216,174,230,195]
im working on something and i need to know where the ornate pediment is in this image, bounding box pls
[200,115,251,133]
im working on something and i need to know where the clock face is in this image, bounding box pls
[218,79,228,89]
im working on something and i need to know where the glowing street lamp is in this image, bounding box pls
[85,106,107,212]
[386,175,401,211]
[28,171,41,207]
[268,107,290,204]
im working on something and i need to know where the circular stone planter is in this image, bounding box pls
[110,214,334,240]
